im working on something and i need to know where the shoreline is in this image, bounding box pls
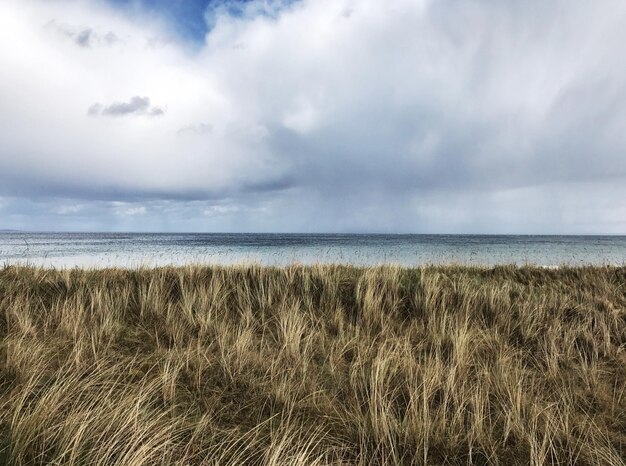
[3,259,626,270]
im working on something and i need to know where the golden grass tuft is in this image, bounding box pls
[0,264,625,465]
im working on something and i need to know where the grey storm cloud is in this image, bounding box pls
[1,0,626,233]
[88,97,165,117]
[0,161,294,203]
[47,21,120,48]
[73,29,119,48]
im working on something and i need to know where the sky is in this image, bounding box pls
[0,0,625,233]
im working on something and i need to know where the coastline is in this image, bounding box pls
[2,258,607,269]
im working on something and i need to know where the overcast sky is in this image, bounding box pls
[1,0,625,233]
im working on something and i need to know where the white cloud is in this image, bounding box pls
[281,97,319,134]
[124,206,146,216]
[0,0,625,232]
[0,0,283,201]
[55,204,83,215]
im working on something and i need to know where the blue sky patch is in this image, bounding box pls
[106,0,295,43]
[106,0,218,42]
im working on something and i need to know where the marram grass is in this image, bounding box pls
[0,264,625,465]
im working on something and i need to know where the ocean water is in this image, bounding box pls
[0,232,625,268]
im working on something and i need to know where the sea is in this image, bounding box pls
[0,232,625,268]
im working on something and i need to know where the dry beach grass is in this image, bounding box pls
[0,264,625,465]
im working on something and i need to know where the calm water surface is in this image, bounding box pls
[0,233,625,268]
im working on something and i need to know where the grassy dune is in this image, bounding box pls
[0,264,625,465]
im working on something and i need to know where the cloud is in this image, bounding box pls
[47,20,120,47]
[0,0,625,232]
[120,205,146,216]
[88,96,165,117]
[55,204,83,215]
[177,123,213,135]
[203,203,267,217]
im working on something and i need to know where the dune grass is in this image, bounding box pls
[0,264,624,465]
